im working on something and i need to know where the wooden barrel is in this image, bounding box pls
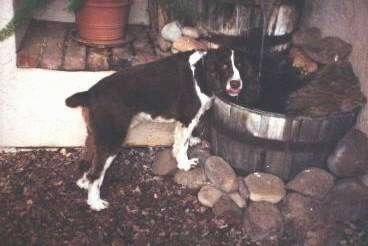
[211,95,360,180]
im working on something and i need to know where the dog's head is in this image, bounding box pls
[193,47,256,99]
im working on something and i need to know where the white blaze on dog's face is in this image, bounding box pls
[225,50,243,97]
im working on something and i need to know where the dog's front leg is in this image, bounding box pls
[172,122,199,171]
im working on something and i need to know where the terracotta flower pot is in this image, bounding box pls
[75,0,133,46]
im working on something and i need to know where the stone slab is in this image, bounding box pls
[16,21,45,68]
[63,32,87,71]
[39,22,68,70]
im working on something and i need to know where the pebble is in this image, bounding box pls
[182,26,200,39]
[289,47,318,75]
[228,192,246,208]
[327,129,368,177]
[237,177,250,200]
[286,167,335,199]
[174,167,209,189]
[172,36,208,52]
[323,178,368,222]
[244,172,286,204]
[213,195,242,224]
[243,202,284,241]
[161,21,182,42]
[197,185,223,208]
[302,36,352,64]
[204,156,237,193]
[152,149,177,176]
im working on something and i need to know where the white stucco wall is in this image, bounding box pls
[0,0,175,147]
[33,0,149,25]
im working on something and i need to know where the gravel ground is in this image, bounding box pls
[0,148,367,245]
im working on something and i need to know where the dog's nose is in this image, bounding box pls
[229,80,241,89]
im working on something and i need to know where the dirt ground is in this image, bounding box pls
[0,148,367,245]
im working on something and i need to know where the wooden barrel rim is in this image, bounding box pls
[215,95,361,121]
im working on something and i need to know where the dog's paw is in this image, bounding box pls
[177,158,199,171]
[76,174,90,190]
[88,198,109,211]
[189,137,202,147]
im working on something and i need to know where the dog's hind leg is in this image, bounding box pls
[84,111,131,211]
[87,148,117,211]
[76,134,94,190]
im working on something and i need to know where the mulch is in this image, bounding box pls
[0,148,251,246]
[0,148,367,246]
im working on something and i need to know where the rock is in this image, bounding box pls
[161,21,182,42]
[281,193,338,246]
[281,193,322,232]
[213,195,243,225]
[213,195,242,217]
[171,47,179,54]
[323,178,368,222]
[157,35,172,52]
[125,120,175,147]
[229,192,246,208]
[152,149,177,176]
[327,129,368,177]
[243,202,284,241]
[174,167,208,189]
[302,36,352,64]
[182,26,200,39]
[188,145,211,166]
[244,172,286,204]
[285,62,365,117]
[286,167,335,199]
[197,185,223,207]
[237,177,250,200]
[289,47,318,75]
[201,40,220,50]
[204,156,237,193]
[172,36,208,52]
[292,27,322,47]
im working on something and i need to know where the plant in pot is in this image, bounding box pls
[0,0,52,41]
[68,0,134,47]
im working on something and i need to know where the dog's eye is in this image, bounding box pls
[222,64,229,70]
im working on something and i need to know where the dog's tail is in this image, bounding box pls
[65,91,90,108]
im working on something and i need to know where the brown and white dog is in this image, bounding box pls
[65,48,254,211]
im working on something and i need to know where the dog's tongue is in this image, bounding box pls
[226,88,241,97]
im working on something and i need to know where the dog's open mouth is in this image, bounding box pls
[226,88,241,97]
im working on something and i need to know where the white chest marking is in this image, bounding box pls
[189,51,212,111]
[172,51,214,171]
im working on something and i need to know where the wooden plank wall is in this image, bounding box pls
[300,0,368,134]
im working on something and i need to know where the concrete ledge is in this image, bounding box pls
[0,68,175,147]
